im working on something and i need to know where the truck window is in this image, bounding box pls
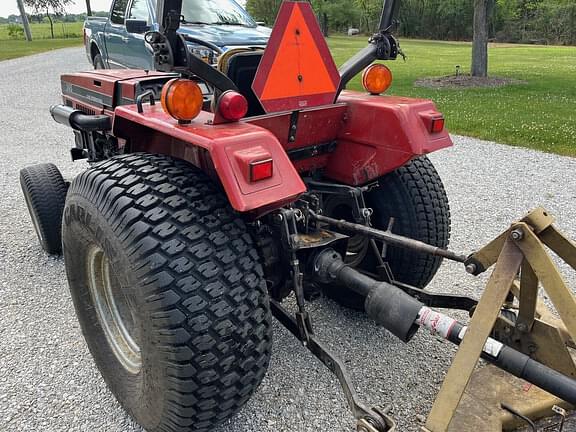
[111,0,130,25]
[181,0,256,27]
[128,0,150,22]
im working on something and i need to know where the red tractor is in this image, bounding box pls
[20,0,576,431]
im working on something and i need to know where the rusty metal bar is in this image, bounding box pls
[311,212,468,263]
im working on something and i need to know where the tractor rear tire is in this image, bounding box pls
[325,156,451,310]
[62,153,272,432]
[20,163,67,255]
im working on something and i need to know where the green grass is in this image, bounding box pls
[0,28,573,155]
[0,22,83,61]
[0,21,83,40]
[329,37,576,156]
[0,38,82,61]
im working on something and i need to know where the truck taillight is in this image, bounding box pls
[83,28,87,46]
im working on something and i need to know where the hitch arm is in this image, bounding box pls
[311,212,468,263]
[270,299,396,432]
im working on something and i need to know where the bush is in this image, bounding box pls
[7,24,24,39]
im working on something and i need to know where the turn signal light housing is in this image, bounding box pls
[218,91,248,121]
[362,64,393,95]
[249,159,273,182]
[161,78,203,123]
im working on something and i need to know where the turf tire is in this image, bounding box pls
[93,53,105,69]
[62,153,272,432]
[325,156,451,309]
[20,163,67,255]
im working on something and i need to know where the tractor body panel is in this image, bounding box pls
[113,105,306,213]
[58,70,452,214]
[326,91,453,185]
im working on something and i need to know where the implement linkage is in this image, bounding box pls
[271,179,576,431]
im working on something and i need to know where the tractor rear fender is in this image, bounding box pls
[112,104,306,214]
[325,91,453,185]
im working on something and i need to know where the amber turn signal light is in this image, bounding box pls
[161,78,203,123]
[362,64,393,95]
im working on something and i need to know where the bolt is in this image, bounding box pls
[465,263,477,274]
[511,229,524,241]
[517,322,528,332]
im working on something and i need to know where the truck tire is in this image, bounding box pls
[324,156,450,309]
[93,52,105,69]
[20,163,67,255]
[62,153,272,432]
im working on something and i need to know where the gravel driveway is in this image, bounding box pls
[0,47,575,432]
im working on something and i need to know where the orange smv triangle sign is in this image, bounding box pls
[252,1,341,113]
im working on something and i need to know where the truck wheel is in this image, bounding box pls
[20,163,67,255]
[324,156,450,309]
[62,153,272,432]
[93,53,105,69]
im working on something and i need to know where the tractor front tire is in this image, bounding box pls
[62,153,272,432]
[20,163,67,255]
[325,156,451,309]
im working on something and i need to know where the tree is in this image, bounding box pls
[16,0,33,41]
[471,0,489,77]
[246,0,282,26]
[24,0,73,39]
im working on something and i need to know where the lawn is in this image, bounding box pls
[0,28,574,155]
[0,22,83,62]
[0,39,82,61]
[0,21,83,40]
[329,37,576,156]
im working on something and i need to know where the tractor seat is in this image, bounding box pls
[218,48,265,117]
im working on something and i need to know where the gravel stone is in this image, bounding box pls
[0,47,575,432]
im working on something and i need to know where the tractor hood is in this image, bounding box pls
[178,24,271,48]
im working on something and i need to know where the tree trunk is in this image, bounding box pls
[16,0,33,41]
[471,0,488,77]
[86,0,92,16]
[47,8,54,39]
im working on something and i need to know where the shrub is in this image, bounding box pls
[7,24,24,39]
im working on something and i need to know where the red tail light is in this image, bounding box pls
[420,111,446,134]
[218,91,248,121]
[83,28,87,46]
[430,117,445,133]
[249,159,273,182]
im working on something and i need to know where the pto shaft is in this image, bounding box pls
[313,249,576,405]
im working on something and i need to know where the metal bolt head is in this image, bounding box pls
[516,322,528,332]
[465,263,477,274]
[511,229,524,241]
